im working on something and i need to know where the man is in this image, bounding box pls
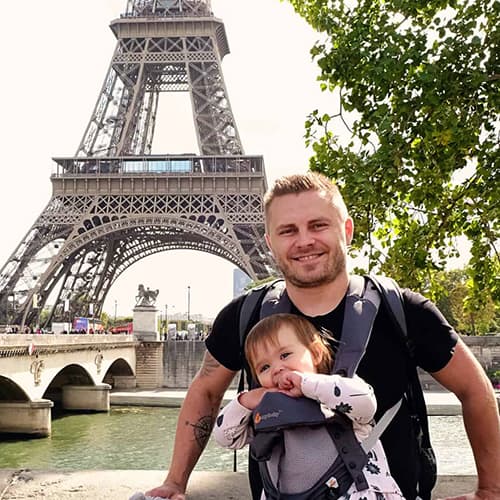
[147,172,500,500]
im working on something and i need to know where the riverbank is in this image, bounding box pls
[0,469,478,499]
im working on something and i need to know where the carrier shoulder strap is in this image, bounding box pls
[238,279,286,350]
[366,274,411,353]
[334,275,404,453]
[333,275,380,377]
[369,276,432,446]
[368,275,436,499]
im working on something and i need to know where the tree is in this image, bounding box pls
[284,0,499,307]
[433,269,498,334]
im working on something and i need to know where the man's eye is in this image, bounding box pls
[278,227,295,235]
[312,222,328,230]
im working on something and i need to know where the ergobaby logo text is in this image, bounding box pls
[254,410,282,424]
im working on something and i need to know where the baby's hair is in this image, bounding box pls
[244,313,334,380]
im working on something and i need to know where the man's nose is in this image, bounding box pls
[295,229,315,247]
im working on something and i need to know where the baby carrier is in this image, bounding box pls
[238,275,436,500]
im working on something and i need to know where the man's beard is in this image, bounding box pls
[275,247,347,289]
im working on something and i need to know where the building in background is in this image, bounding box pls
[233,268,251,298]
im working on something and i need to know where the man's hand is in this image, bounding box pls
[145,480,185,499]
[440,488,500,500]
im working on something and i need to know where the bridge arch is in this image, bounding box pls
[0,376,29,402]
[42,363,94,404]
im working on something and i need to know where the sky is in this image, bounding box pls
[0,1,335,320]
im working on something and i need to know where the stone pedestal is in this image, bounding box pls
[0,399,54,436]
[62,384,111,412]
[133,305,159,341]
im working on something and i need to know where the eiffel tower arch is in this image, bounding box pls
[0,0,276,328]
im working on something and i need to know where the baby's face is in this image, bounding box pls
[252,325,318,389]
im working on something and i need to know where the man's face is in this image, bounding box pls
[265,190,352,288]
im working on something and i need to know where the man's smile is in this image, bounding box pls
[292,252,325,262]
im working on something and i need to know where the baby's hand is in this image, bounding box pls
[276,371,303,397]
[238,387,276,410]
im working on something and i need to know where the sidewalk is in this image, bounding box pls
[0,469,478,499]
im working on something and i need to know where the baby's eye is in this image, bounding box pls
[259,364,270,373]
[280,352,291,360]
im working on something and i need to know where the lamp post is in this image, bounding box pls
[114,299,117,325]
[89,303,95,334]
[8,293,15,326]
[164,304,168,340]
[187,286,191,321]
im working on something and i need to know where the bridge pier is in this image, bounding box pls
[112,375,137,389]
[62,384,111,412]
[0,399,53,437]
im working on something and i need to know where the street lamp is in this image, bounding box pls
[164,304,168,340]
[114,299,117,324]
[187,285,191,321]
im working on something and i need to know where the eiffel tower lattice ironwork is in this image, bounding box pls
[0,0,276,328]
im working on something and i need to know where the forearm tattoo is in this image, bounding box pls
[188,415,215,450]
[186,352,221,449]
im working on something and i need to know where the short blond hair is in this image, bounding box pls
[264,172,348,223]
[245,313,334,381]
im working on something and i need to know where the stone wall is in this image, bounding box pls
[462,336,500,372]
[162,336,500,389]
[136,342,164,388]
[163,340,213,388]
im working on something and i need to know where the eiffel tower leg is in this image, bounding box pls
[188,59,244,155]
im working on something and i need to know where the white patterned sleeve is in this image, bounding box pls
[213,395,254,449]
[301,373,377,425]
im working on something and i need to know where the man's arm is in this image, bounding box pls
[432,338,500,500]
[146,351,237,500]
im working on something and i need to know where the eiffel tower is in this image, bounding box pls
[0,0,275,328]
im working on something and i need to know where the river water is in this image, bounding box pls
[0,406,473,474]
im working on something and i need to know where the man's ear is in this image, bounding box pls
[265,233,273,253]
[345,217,354,246]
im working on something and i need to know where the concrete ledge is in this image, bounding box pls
[0,470,478,499]
[110,389,500,415]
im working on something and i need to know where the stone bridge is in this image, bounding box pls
[0,334,139,437]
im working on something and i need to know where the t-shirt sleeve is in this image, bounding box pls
[205,296,244,372]
[403,288,459,373]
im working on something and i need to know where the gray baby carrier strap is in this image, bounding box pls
[250,275,401,499]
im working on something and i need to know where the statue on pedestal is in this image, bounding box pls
[135,284,159,307]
